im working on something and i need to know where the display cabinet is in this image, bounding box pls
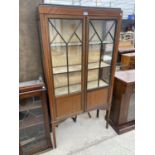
[39,4,122,148]
[109,70,135,134]
[19,80,52,155]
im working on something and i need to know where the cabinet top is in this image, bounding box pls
[38,4,122,17]
[19,80,45,93]
[122,53,135,57]
[118,48,135,54]
[115,70,135,84]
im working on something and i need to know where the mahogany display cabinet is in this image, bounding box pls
[39,4,122,148]
[19,80,52,155]
[109,70,135,134]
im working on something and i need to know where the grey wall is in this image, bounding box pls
[19,0,43,82]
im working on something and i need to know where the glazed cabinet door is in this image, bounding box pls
[46,16,85,119]
[86,17,117,110]
[19,91,52,155]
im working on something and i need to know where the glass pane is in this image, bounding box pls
[87,69,98,89]
[49,19,82,42]
[88,69,99,82]
[49,18,82,96]
[99,66,111,84]
[19,108,44,130]
[87,69,108,90]
[87,80,108,90]
[90,20,106,42]
[87,19,116,90]
[53,73,68,88]
[55,87,68,96]
[68,45,82,72]
[54,73,68,96]
[88,44,100,63]
[69,72,81,93]
[70,84,81,93]
[69,72,81,85]
[19,97,41,112]
[20,124,48,155]
[19,97,48,154]
[51,46,67,68]
[101,44,113,65]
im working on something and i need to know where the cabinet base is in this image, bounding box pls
[109,119,135,134]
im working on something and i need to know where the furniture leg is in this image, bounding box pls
[88,112,91,118]
[96,109,99,118]
[52,123,57,148]
[72,116,77,122]
[106,110,110,129]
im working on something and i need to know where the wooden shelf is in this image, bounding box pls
[70,84,81,93]
[20,137,36,146]
[21,137,48,154]
[87,80,108,90]
[20,135,45,146]
[88,61,110,69]
[19,80,43,88]
[53,66,67,74]
[88,69,99,82]
[54,66,110,89]
[19,101,41,112]
[54,72,81,88]
[53,64,81,74]
[54,79,108,94]
[53,62,110,74]
[55,84,81,96]
[51,46,113,70]
[55,87,68,96]
[50,41,113,47]
[51,43,82,47]
[51,46,82,67]
[89,41,113,45]
[20,115,44,130]
[69,65,81,72]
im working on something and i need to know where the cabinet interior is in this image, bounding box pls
[48,18,116,96]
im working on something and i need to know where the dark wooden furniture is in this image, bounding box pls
[121,53,135,70]
[19,80,52,155]
[117,47,135,63]
[39,4,122,148]
[109,70,135,134]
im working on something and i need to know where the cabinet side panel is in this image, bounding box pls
[87,88,108,110]
[110,79,123,124]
